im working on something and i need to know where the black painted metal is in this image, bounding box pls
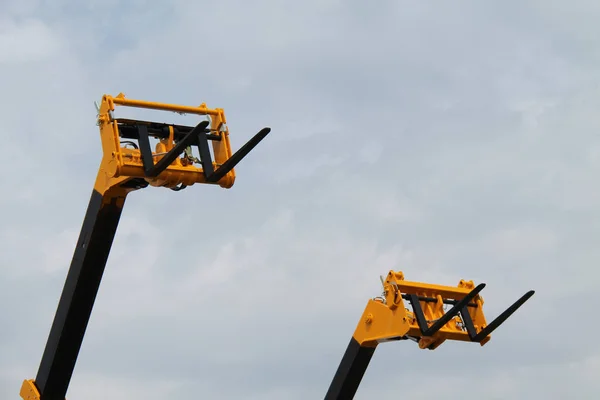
[35,190,126,400]
[324,338,376,400]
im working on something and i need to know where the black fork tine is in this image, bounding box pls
[459,305,478,340]
[473,290,535,342]
[206,127,271,183]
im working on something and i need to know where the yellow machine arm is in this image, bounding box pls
[324,270,535,399]
[20,94,271,400]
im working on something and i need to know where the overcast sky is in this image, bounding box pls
[1,0,599,399]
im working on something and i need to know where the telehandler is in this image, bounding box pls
[324,270,534,399]
[19,93,271,400]
[19,94,534,400]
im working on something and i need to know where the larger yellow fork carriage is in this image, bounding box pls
[19,94,534,400]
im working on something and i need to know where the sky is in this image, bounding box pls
[1,0,599,399]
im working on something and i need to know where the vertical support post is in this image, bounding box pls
[34,188,127,400]
[324,338,377,400]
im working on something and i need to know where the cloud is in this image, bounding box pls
[1,1,599,399]
[0,18,63,64]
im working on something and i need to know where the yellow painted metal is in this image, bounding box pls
[19,380,41,400]
[353,270,492,350]
[108,93,221,116]
[353,298,412,347]
[95,92,236,195]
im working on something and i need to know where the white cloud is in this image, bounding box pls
[40,229,80,274]
[0,18,62,64]
[67,373,183,400]
[358,351,600,399]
